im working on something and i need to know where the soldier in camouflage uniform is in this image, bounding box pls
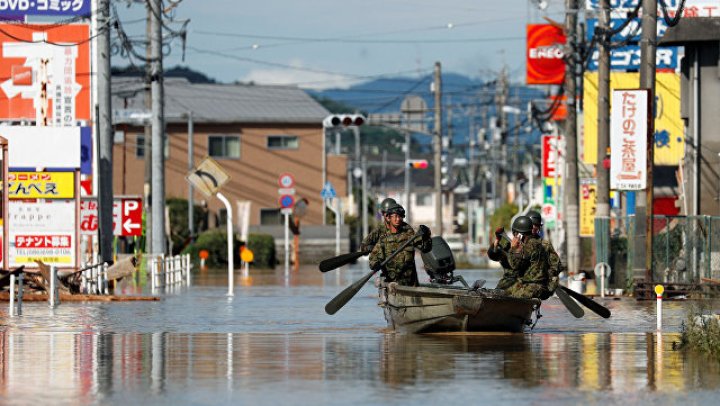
[487,226,517,290]
[527,210,561,299]
[369,202,432,286]
[360,198,397,253]
[504,216,550,299]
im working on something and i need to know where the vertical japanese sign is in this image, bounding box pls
[542,134,563,178]
[580,179,597,237]
[0,24,90,122]
[610,89,648,190]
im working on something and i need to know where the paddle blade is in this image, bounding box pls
[555,285,585,318]
[560,286,611,319]
[318,251,369,273]
[325,269,377,315]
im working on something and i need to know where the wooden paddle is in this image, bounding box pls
[318,251,370,273]
[559,285,611,318]
[325,229,425,315]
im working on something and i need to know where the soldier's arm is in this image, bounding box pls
[487,240,506,262]
[360,227,381,252]
[506,244,528,270]
[368,241,385,271]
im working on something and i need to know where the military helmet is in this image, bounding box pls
[380,198,398,214]
[384,202,406,218]
[526,210,543,226]
[512,216,533,234]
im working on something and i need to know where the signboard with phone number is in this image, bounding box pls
[0,0,89,16]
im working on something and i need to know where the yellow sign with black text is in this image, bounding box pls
[580,179,597,237]
[583,72,683,165]
[8,172,74,199]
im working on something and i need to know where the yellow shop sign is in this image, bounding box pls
[8,172,75,199]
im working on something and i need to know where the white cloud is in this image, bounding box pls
[240,60,361,90]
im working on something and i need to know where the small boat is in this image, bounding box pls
[378,282,541,334]
[376,235,541,334]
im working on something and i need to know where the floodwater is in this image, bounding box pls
[1,263,720,405]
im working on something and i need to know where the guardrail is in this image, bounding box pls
[79,262,110,295]
[149,254,191,292]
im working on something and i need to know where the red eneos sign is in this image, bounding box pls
[526,24,566,85]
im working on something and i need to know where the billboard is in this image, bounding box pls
[8,200,76,267]
[586,0,718,16]
[0,24,90,122]
[586,45,680,71]
[583,72,683,166]
[526,24,566,85]
[542,135,564,178]
[610,89,649,190]
[8,171,75,199]
[0,0,90,16]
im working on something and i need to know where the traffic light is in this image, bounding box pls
[407,159,428,169]
[323,114,366,128]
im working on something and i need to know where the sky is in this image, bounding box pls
[113,0,567,90]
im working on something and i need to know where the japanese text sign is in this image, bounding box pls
[526,24,566,85]
[610,89,648,190]
[8,200,76,267]
[542,135,564,179]
[8,171,74,199]
[0,24,90,122]
[0,0,89,16]
[80,197,143,237]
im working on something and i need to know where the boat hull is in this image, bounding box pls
[378,282,541,334]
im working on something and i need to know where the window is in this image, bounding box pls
[416,193,433,207]
[260,208,281,225]
[135,134,169,158]
[267,135,299,150]
[136,134,145,158]
[209,135,240,158]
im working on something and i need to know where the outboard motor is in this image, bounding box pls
[421,236,457,285]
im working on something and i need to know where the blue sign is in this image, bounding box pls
[0,0,90,17]
[80,126,91,175]
[586,0,685,9]
[321,182,336,199]
[279,194,295,209]
[586,18,669,43]
[586,45,679,71]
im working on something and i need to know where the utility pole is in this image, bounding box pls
[564,0,580,276]
[404,130,412,224]
[144,5,153,251]
[97,0,113,263]
[496,68,508,205]
[187,111,194,240]
[150,0,166,254]
[433,62,443,236]
[595,0,611,266]
[637,0,657,281]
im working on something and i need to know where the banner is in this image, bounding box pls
[0,24,90,122]
[583,72,683,166]
[580,179,597,237]
[586,0,718,16]
[586,45,679,71]
[610,89,649,190]
[526,24,566,85]
[8,171,74,199]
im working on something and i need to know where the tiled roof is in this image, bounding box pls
[112,77,330,125]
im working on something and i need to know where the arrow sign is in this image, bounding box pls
[123,218,141,234]
[186,157,230,197]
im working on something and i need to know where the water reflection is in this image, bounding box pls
[0,330,718,403]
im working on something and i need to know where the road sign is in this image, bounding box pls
[279,194,295,209]
[80,197,143,237]
[321,182,336,199]
[278,173,295,188]
[186,157,230,197]
[277,188,295,195]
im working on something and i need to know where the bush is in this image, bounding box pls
[489,203,518,232]
[167,198,206,255]
[181,228,240,268]
[247,233,276,269]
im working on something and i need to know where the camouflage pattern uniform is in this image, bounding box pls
[369,223,431,286]
[487,237,517,290]
[540,239,561,299]
[505,236,550,299]
[360,224,389,253]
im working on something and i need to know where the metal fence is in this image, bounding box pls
[148,254,192,292]
[609,215,720,284]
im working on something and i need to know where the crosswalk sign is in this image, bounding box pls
[321,182,336,199]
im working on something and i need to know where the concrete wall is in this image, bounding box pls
[681,45,720,215]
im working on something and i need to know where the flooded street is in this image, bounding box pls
[1,264,719,405]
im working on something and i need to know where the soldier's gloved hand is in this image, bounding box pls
[495,227,504,241]
[418,225,430,238]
